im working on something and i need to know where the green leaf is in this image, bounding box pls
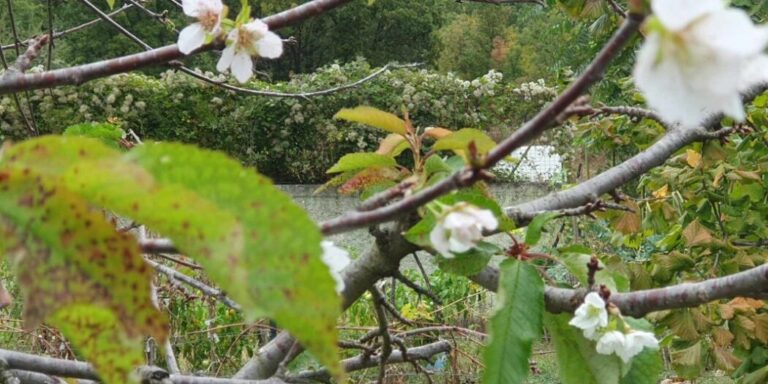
[334,106,407,135]
[403,213,436,248]
[327,153,398,174]
[525,212,559,246]
[122,143,343,378]
[106,0,115,9]
[433,128,497,154]
[741,365,768,384]
[63,122,125,149]
[482,260,544,384]
[3,137,343,378]
[436,242,499,276]
[0,167,166,384]
[544,313,622,384]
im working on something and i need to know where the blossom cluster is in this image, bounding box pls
[429,203,498,258]
[512,79,557,101]
[569,292,659,363]
[178,0,283,83]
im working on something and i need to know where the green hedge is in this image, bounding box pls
[0,60,555,182]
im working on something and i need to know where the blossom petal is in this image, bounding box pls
[448,236,473,254]
[467,207,499,231]
[244,19,270,35]
[584,292,605,308]
[182,0,202,17]
[256,32,284,59]
[596,331,625,356]
[633,34,709,127]
[692,9,768,57]
[178,23,207,55]
[652,0,723,32]
[429,226,452,258]
[216,44,236,73]
[231,52,254,83]
[740,54,768,92]
[320,241,351,294]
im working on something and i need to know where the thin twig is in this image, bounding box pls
[0,0,355,94]
[1,4,135,51]
[369,287,392,384]
[145,258,241,311]
[393,270,442,304]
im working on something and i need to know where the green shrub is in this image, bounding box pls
[0,59,555,182]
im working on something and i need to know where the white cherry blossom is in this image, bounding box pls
[596,331,626,357]
[321,241,351,294]
[429,202,498,258]
[569,292,608,339]
[178,0,224,54]
[633,0,768,128]
[216,19,284,83]
[596,330,659,363]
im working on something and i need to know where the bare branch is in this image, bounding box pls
[369,287,392,384]
[0,0,354,95]
[1,4,135,52]
[0,349,287,383]
[318,13,645,236]
[4,35,49,74]
[471,263,768,317]
[289,340,452,382]
[145,259,241,311]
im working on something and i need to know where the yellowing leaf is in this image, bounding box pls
[652,184,669,199]
[713,346,742,371]
[682,219,713,247]
[753,313,768,344]
[334,106,407,135]
[423,127,453,140]
[375,134,409,156]
[712,328,735,347]
[433,128,497,154]
[327,153,397,174]
[670,341,702,367]
[0,166,166,384]
[713,166,725,188]
[685,149,701,168]
[613,208,641,235]
[734,170,762,182]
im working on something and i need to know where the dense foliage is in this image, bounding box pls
[0,60,557,182]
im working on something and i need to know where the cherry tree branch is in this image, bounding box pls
[0,0,354,95]
[0,349,286,383]
[289,340,452,382]
[317,12,644,236]
[146,258,241,311]
[471,263,768,318]
[0,4,134,51]
[504,126,726,223]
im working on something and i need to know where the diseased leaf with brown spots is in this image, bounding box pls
[123,143,343,379]
[60,159,248,309]
[2,136,343,379]
[50,305,145,383]
[338,167,401,195]
[0,168,165,384]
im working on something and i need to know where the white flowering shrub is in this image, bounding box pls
[0,60,551,182]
